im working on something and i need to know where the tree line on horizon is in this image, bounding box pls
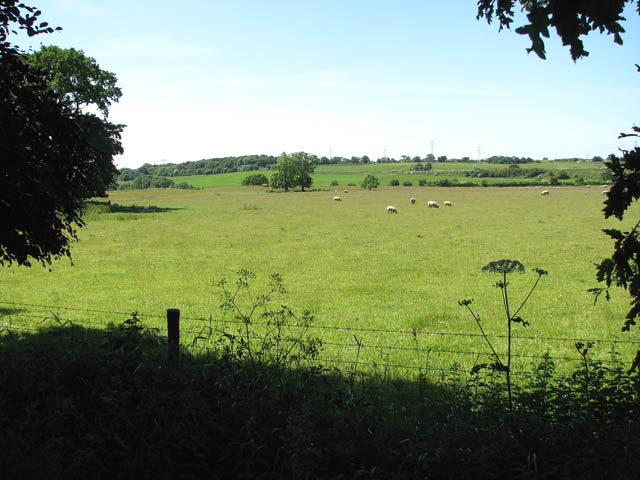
[116,153,605,186]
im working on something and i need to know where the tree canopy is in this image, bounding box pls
[0,1,122,267]
[360,174,380,190]
[270,152,318,191]
[26,45,122,117]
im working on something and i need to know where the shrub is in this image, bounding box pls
[418,179,427,186]
[403,181,413,186]
[360,174,380,190]
[242,173,269,186]
[390,179,400,186]
[330,180,339,186]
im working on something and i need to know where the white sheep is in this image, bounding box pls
[410,197,416,205]
[333,196,342,201]
[443,201,453,207]
[586,184,592,188]
[386,205,398,214]
[343,189,349,193]
[601,190,609,195]
[540,190,549,196]
[428,200,439,208]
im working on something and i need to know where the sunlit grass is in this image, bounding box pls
[1,185,636,377]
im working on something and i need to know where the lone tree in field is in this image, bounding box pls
[360,174,380,190]
[270,152,318,191]
[0,1,123,267]
[477,0,640,361]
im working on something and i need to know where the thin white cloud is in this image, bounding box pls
[322,70,336,76]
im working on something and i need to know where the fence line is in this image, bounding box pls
[2,300,638,346]
[1,302,637,375]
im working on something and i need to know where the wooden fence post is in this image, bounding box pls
[167,308,180,365]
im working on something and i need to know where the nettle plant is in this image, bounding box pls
[459,259,547,412]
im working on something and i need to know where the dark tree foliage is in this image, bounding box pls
[0,1,122,267]
[118,155,277,179]
[477,0,634,60]
[593,124,640,332]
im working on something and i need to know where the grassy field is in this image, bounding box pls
[168,161,608,189]
[1,184,637,378]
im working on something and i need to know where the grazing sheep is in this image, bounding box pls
[443,201,453,207]
[333,196,342,201]
[344,189,349,193]
[602,190,609,195]
[386,205,398,214]
[586,184,591,188]
[428,200,439,208]
[540,190,549,196]
[602,184,608,188]
[410,197,416,205]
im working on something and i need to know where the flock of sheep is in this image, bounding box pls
[332,189,453,214]
[332,182,611,213]
[386,199,453,214]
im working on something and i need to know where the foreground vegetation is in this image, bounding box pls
[1,318,638,479]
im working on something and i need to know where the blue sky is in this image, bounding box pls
[14,0,640,168]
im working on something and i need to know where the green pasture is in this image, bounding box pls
[1,185,636,378]
[169,161,608,189]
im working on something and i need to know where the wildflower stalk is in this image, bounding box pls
[460,259,547,415]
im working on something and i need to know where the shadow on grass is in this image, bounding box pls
[85,200,184,214]
[0,323,638,479]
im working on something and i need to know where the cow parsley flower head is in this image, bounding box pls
[481,259,525,274]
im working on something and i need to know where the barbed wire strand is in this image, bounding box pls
[3,322,624,371]
[3,300,640,347]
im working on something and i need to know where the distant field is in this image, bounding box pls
[1,185,635,378]
[170,161,608,189]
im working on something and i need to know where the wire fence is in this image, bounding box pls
[1,300,638,379]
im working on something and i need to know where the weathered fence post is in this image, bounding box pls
[167,308,180,365]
